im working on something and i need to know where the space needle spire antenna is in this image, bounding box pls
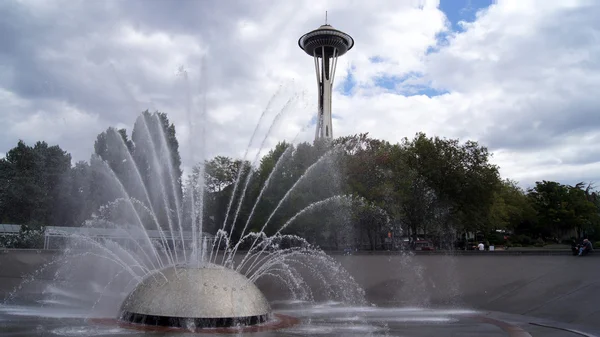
[298,17,354,141]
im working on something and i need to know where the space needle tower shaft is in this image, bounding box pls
[298,18,354,140]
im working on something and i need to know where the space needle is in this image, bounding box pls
[298,15,354,140]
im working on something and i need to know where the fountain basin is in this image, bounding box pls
[119,264,271,328]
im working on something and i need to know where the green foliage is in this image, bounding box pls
[486,232,504,245]
[131,110,182,186]
[204,156,249,193]
[489,179,537,230]
[526,180,600,239]
[131,111,183,230]
[399,133,501,236]
[534,237,545,247]
[57,160,94,226]
[0,140,71,226]
[0,224,45,249]
[3,110,600,251]
[512,234,532,246]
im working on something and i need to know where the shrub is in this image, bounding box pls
[514,235,532,246]
[0,224,45,249]
[487,232,505,246]
[534,237,545,247]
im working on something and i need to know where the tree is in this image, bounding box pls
[247,140,341,241]
[132,111,182,189]
[131,111,183,230]
[204,156,248,194]
[189,156,252,235]
[568,182,600,239]
[0,155,12,223]
[0,140,71,226]
[400,133,501,235]
[527,180,599,239]
[62,161,94,226]
[87,127,138,217]
[335,134,398,249]
[94,127,133,182]
[488,179,537,233]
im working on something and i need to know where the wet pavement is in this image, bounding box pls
[1,301,599,336]
[2,251,600,336]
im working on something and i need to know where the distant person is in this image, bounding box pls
[571,239,579,256]
[579,239,593,256]
[478,242,485,251]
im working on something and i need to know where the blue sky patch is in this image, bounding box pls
[428,0,494,54]
[338,1,495,98]
[369,56,385,63]
[404,86,450,97]
[371,1,494,96]
[339,65,357,96]
[373,75,401,91]
[439,0,495,32]
[374,73,449,97]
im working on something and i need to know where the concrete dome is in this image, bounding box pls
[119,264,271,328]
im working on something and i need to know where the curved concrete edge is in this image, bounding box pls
[530,322,598,337]
[476,311,600,337]
[326,250,583,256]
[471,315,532,337]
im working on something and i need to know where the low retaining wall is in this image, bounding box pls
[326,249,577,256]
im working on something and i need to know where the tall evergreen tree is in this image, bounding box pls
[0,140,71,226]
[131,111,183,230]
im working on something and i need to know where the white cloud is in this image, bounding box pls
[1,0,600,188]
[418,0,600,187]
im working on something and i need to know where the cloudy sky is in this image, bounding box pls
[1,0,599,189]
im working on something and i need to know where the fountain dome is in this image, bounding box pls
[119,264,271,328]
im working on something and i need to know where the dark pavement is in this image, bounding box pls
[1,250,599,336]
[333,254,600,327]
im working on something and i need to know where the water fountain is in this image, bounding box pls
[119,264,271,328]
[2,83,592,337]
[1,84,579,337]
[0,81,376,334]
[2,24,596,337]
